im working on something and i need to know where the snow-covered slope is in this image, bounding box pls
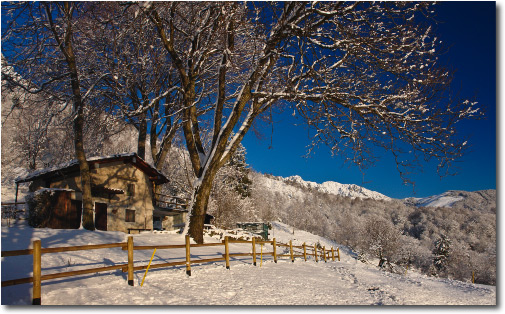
[1,221,496,305]
[405,189,496,209]
[409,192,464,208]
[262,174,391,201]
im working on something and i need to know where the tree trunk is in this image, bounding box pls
[187,175,214,244]
[56,2,94,230]
[137,114,147,160]
[74,110,94,230]
[68,60,93,230]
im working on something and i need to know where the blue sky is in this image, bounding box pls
[242,1,497,199]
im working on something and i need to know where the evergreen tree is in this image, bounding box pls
[226,143,252,198]
[433,234,451,272]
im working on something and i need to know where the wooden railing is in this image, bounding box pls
[153,193,188,210]
[1,202,26,206]
[1,236,340,305]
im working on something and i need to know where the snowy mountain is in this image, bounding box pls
[263,174,391,201]
[260,173,495,210]
[404,189,496,210]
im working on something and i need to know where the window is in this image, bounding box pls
[126,184,135,196]
[125,209,135,222]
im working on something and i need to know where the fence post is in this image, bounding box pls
[331,247,335,261]
[337,247,341,261]
[289,240,294,263]
[185,235,192,276]
[225,236,230,269]
[127,236,134,286]
[303,242,307,262]
[472,271,475,284]
[272,238,277,263]
[252,237,257,266]
[314,244,318,262]
[32,239,41,305]
[260,243,263,267]
[323,246,327,263]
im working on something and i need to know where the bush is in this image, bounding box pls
[1,204,22,227]
[26,191,52,227]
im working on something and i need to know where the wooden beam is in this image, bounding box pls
[289,240,294,263]
[32,240,41,305]
[224,236,230,269]
[272,238,277,263]
[2,249,33,257]
[185,235,191,276]
[127,236,134,286]
[252,237,257,266]
[43,242,125,254]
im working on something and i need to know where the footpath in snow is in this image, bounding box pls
[1,221,496,305]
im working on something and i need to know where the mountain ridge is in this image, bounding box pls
[284,175,391,201]
[260,173,494,209]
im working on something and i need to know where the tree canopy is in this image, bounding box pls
[1,1,481,242]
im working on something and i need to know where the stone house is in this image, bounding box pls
[15,153,187,233]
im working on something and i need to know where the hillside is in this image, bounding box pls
[405,190,496,211]
[0,221,496,305]
[260,173,495,210]
[247,171,496,286]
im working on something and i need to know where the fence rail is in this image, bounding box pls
[153,193,188,209]
[1,235,340,305]
[1,202,26,206]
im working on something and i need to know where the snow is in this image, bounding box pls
[33,188,75,195]
[1,221,495,305]
[411,191,464,208]
[284,175,391,201]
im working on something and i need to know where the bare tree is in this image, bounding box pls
[1,69,48,170]
[137,2,481,243]
[2,2,105,229]
[80,2,183,178]
[134,2,483,243]
[1,57,133,172]
[2,2,482,242]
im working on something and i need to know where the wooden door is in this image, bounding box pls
[70,200,82,229]
[95,202,107,231]
[49,191,71,229]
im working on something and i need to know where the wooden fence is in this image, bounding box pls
[152,193,188,210]
[1,236,340,305]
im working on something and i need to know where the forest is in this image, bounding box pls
[247,173,496,285]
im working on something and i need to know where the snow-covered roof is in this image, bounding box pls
[15,153,168,184]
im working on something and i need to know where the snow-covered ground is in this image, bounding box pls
[408,191,464,208]
[1,221,495,306]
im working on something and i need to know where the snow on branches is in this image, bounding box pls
[1,1,482,242]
